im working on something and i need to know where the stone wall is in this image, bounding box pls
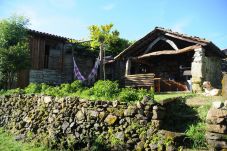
[222,73,227,99]
[205,101,227,150]
[29,69,64,85]
[204,56,222,88]
[0,95,168,150]
[191,47,222,92]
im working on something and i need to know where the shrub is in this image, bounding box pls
[24,83,41,94]
[92,80,119,99]
[118,88,138,102]
[137,88,154,100]
[70,80,83,92]
[3,88,23,95]
[185,122,207,148]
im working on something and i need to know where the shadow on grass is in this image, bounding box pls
[162,97,199,132]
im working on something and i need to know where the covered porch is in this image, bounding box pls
[124,45,200,92]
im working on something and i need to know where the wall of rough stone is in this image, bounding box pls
[205,101,227,150]
[29,69,64,85]
[222,73,227,99]
[0,95,169,150]
[191,47,222,92]
[204,56,222,88]
[191,48,205,92]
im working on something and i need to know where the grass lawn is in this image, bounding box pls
[0,128,49,151]
[155,92,225,106]
[154,92,195,102]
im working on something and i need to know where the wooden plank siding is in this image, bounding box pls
[30,37,45,69]
[124,73,155,88]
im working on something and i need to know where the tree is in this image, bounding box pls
[0,16,30,89]
[88,23,131,56]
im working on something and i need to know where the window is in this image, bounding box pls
[44,45,50,68]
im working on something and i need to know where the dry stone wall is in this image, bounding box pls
[206,101,227,150]
[0,95,168,150]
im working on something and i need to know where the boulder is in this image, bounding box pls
[206,124,227,134]
[104,114,117,125]
[124,106,137,117]
[135,141,145,151]
[112,100,119,107]
[75,110,85,121]
[98,111,106,121]
[224,100,227,108]
[212,101,224,109]
[53,109,59,114]
[206,108,227,124]
[207,139,227,149]
[115,131,125,141]
[205,132,227,140]
[44,96,52,104]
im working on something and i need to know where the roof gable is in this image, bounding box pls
[115,27,224,59]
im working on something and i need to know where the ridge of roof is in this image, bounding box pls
[154,27,210,43]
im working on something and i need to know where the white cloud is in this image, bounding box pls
[11,2,88,40]
[102,3,115,11]
[172,19,191,33]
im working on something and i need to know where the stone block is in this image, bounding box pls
[206,108,227,124]
[205,132,227,140]
[206,124,227,134]
[104,114,117,125]
[222,74,227,99]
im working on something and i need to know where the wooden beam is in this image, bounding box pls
[144,36,179,54]
[137,45,201,59]
[125,58,131,76]
[165,33,207,46]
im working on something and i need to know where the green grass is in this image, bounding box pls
[154,92,195,102]
[0,128,49,151]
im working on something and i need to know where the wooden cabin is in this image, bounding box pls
[109,27,225,92]
[17,30,95,88]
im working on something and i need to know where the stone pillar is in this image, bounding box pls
[125,58,131,76]
[191,47,205,92]
[222,73,227,99]
[205,101,227,150]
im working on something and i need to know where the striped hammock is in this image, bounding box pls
[73,57,100,84]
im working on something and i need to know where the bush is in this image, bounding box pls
[70,80,83,92]
[1,80,154,103]
[118,88,138,102]
[24,83,41,94]
[92,80,119,99]
[185,122,207,148]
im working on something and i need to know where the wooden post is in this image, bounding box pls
[125,58,131,76]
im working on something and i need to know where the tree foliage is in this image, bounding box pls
[88,23,131,56]
[0,15,30,89]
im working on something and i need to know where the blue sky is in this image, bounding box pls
[0,0,227,49]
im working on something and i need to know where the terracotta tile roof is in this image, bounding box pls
[155,27,210,44]
[115,27,224,59]
[28,29,71,41]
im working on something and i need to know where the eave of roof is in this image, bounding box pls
[28,29,71,41]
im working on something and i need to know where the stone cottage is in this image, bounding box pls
[108,27,225,92]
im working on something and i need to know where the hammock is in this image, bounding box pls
[73,56,100,84]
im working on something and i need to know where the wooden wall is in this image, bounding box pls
[30,37,45,69]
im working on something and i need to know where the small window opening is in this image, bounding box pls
[44,45,50,68]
